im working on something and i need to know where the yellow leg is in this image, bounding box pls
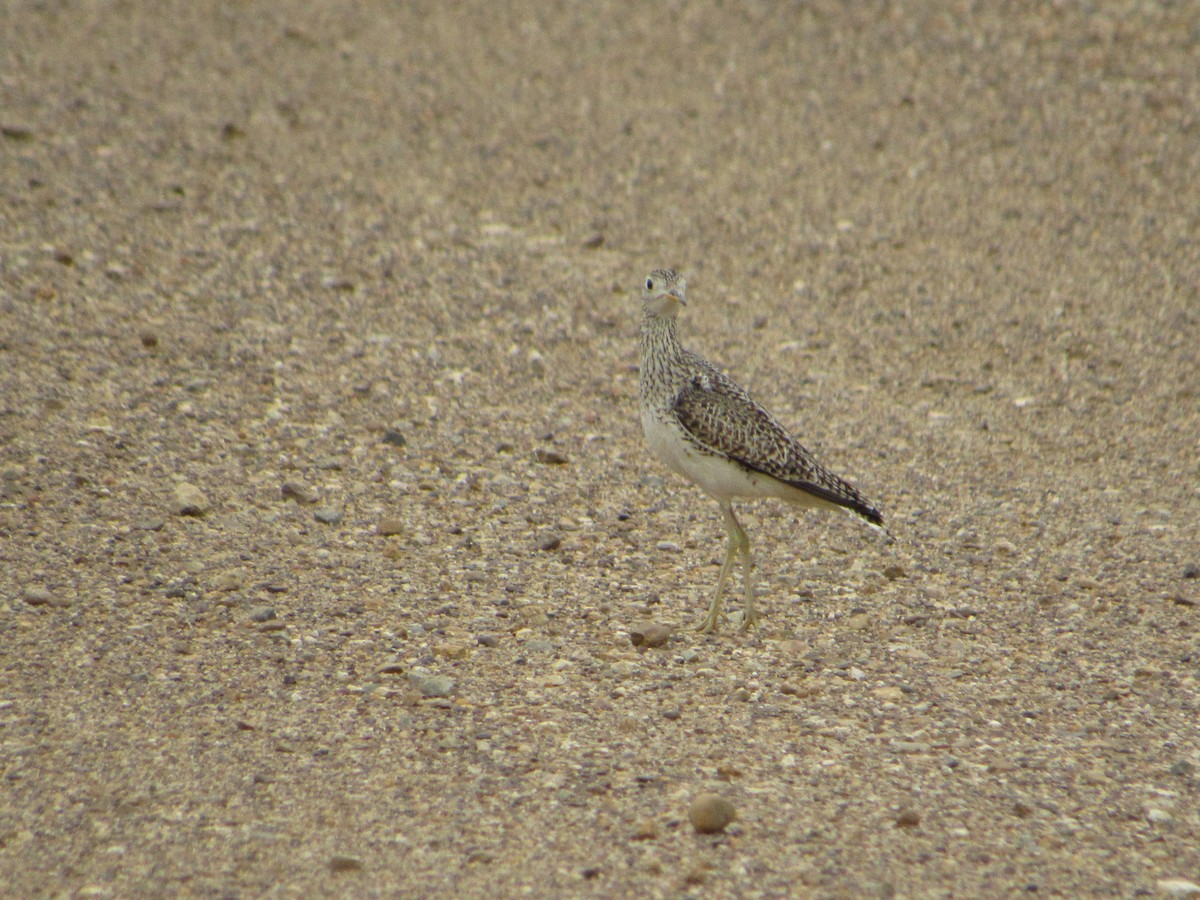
[696,534,736,633]
[730,508,758,632]
[696,503,758,633]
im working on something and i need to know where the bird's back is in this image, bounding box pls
[670,353,883,525]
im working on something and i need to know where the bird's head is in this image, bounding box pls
[641,268,687,317]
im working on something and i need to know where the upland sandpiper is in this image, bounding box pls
[638,268,888,633]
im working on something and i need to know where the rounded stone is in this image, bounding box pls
[688,793,737,834]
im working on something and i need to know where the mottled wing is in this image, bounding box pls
[671,359,883,524]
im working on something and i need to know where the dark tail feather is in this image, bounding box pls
[799,481,884,526]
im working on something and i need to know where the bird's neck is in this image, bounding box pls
[639,313,687,389]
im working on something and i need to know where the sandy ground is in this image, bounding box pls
[2,1,1199,897]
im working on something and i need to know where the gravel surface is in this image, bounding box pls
[2,2,1198,897]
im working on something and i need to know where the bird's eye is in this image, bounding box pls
[646,278,654,291]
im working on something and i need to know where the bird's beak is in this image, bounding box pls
[668,288,686,306]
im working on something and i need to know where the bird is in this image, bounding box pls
[637,267,888,633]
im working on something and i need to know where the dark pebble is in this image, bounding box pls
[1,125,34,142]
[534,448,569,465]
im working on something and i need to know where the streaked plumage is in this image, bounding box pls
[637,268,887,632]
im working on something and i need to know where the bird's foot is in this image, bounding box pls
[694,603,728,634]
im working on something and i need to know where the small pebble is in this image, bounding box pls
[249,606,276,622]
[281,482,318,504]
[22,586,52,605]
[173,482,209,516]
[1183,564,1200,579]
[688,793,737,834]
[882,564,907,580]
[211,570,245,592]
[377,517,404,536]
[631,819,658,841]
[314,507,343,525]
[538,534,562,551]
[895,809,922,828]
[629,621,672,648]
[382,429,406,447]
[1147,808,1174,825]
[527,349,546,375]
[329,855,363,873]
[434,642,470,660]
[476,634,500,647]
[534,448,569,465]
[1,125,34,142]
[411,674,455,698]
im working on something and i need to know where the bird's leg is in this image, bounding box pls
[727,508,759,632]
[696,502,739,633]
